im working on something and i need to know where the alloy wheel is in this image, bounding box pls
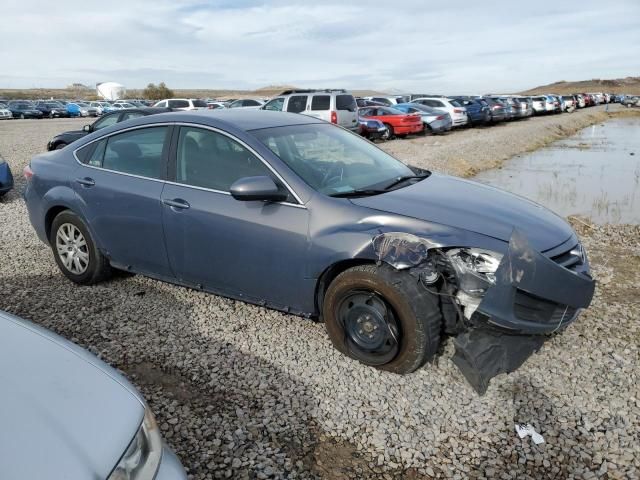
[55,223,89,275]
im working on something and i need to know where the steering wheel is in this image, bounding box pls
[321,161,346,188]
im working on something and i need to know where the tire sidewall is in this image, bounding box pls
[323,265,440,373]
[50,210,101,284]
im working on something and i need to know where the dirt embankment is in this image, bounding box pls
[380,105,640,178]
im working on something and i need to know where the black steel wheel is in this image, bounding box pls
[338,290,400,365]
[323,264,442,374]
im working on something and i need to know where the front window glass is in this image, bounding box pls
[176,127,273,192]
[251,124,413,196]
[192,99,207,107]
[263,97,284,111]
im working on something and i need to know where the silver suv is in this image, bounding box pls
[261,89,358,131]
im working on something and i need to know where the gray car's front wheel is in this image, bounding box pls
[50,210,111,285]
[323,264,442,374]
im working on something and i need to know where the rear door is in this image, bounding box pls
[72,125,173,277]
[306,94,331,122]
[335,94,358,130]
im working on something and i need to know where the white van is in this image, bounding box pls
[262,89,359,131]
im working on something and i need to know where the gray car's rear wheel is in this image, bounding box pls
[323,264,442,373]
[50,210,111,285]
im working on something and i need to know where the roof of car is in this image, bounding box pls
[107,109,324,132]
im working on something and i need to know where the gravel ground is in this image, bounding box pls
[0,114,639,479]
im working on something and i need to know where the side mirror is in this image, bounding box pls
[229,176,288,202]
[82,125,91,133]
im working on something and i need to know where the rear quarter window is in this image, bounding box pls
[311,95,331,111]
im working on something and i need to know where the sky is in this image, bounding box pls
[1,0,638,94]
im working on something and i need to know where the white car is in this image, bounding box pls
[89,101,114,115]
[0,103,12,120]
[153,98,208,110]
[206,101,226,110]
[226,98,265,109]
[363,95,409,106]
[530,96,546,114]
[111,103,136,110]
[410,97,468,127]
[261,89,359,131]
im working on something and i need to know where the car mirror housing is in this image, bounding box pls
[229,176,288,202]
[82,125,91,132]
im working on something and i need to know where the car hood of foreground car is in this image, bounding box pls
[351,172,575,252]
[0,311,144,480]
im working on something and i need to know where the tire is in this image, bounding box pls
[323,264,442,374]
[20,114,25,119]
[55,143,66,150]
[50,210,111,285]
[383,123,394,140]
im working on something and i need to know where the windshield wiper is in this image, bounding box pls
[382,173,430,191]
[329,189,387,198]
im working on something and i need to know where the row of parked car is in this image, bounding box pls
[150,90,627,141]
[0,98,159,119]
[35,88,630,153]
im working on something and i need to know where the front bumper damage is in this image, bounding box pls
[373,229,596,394]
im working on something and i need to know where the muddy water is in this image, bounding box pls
[474,117,640,224]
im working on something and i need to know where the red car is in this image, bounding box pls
[358,106,423,138]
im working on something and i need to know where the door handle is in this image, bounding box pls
[75,177,95,187]
[162,198,190,210]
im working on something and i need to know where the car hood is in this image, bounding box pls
[350,173,574,252]
[0,311,143,480]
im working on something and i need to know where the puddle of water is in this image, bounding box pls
[474,118,640,224]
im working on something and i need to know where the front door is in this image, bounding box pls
[161,126,310,311]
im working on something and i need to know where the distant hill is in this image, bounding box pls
[521,76,640,95]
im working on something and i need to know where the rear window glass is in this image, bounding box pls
[336,95,356,112]
[311,95,331,110]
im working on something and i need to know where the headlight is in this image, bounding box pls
[108,408,163,480]
[446,248,503,297]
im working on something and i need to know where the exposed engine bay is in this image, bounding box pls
[372,229,596,394]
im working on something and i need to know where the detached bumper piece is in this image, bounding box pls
[452,330,545,395]
[453,229,595,394]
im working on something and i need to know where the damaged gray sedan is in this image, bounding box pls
[24,110,595,393]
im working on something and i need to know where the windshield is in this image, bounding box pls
[251,124,414,196]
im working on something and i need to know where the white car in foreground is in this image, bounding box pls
[410,97,468,127]
[0,309,187,479]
